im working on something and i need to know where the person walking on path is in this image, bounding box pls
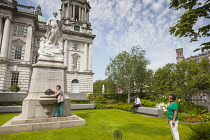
[129,96,141,114]
[53,85,64,118]
[167,94,180,140]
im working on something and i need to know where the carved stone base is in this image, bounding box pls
[21,60,70,119]
[0,114,85,134]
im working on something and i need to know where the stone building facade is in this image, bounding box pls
[176,42,210,63]
[0,0,95,97]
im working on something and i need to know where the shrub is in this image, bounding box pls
[0,101,22,106]
[87,93,147,103]
[106,104,116,109]
[71,100,90,104]
[106,103,132,111]
[94,95,107,109]
[141,99,157,108]
[9,84,20,92]
[177,100,208,114]
[185,123,210,140]
[200,112,210,122]
[95,103,106,109]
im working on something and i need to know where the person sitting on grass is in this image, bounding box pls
[129,96,141,114]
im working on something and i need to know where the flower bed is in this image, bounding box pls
[179,112,210,123]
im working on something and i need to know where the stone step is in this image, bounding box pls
[0,114,85,134]
[9,115,79,125]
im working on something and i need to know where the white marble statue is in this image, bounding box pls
[102,84,105,93]
[38,12,64,62]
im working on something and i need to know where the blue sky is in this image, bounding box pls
[17,0,208,81]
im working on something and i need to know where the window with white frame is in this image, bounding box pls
[16,25,25,36]
[11,72,19,86]
[14,46,22,60]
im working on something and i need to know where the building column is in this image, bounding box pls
[69,4,72,20]
[62,4,65,18]
[88,43,92,71]
[67,3,70,18]
[68,48,72,71]
[64,39,68,67]
[0,17,3,47]
[84,8,87,22]
[73,5,75,20]
[87,11,89,23]
[84,42,88,71]
[78,7,81,21]
[81,8,84,22]
[0,18,11,58]
[24,25,33,63]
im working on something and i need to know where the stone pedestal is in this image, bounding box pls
[22,60,70,119]
[0,60,86,134]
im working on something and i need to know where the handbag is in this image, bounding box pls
[44,89,53,95]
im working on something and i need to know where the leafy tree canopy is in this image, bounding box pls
[105,46,151,94]
[169,0,210,52]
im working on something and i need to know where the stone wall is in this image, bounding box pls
[0,64,7,92]
[0,92,27,101]
[66,72,93,94]
[190,90,210,112]
[16,66,31,92]
[0,92,89,101]
[0,63,11,92]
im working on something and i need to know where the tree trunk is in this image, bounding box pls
[127,92,130,103]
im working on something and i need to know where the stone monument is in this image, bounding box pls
[0,12,85,134]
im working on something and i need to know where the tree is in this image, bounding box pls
[195,58,210,90]
[169,0,210,52]
[93,80,103,93]
[152,59,210,99]
[93,79,117,93]
[152,63,176,94]
[174,60,200,99]
[105,46,151,102]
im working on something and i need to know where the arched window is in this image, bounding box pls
[71,79,79,93]
[72,79,79,83]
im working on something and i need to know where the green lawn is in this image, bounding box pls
[0,109,192,140]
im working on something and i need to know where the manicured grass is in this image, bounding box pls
[0,109,192,140]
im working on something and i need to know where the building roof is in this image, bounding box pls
[176,41,183,49]
[38,15,47,22]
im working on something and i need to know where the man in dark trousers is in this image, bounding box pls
[129,96,141,114]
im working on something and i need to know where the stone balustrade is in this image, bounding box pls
[17,4,34,13]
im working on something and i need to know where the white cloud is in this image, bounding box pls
[17,0,208,80]
[152,2,163,12]
[142,0,153,6]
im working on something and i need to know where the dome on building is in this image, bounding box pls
[38,15,47,22]
[176,41,183,49]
